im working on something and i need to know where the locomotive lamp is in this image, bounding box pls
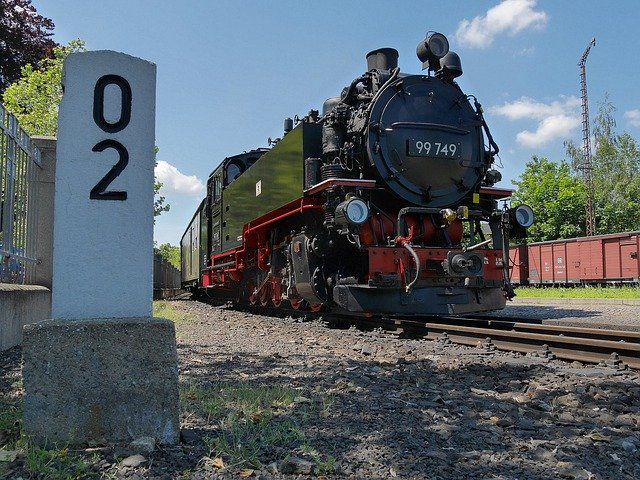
[416,31,450,70]
[511,204,535,228]
[334,197,370,228]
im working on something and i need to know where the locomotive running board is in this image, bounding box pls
[304,178,377,195]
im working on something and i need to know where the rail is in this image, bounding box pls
[392,315,640,370]
[0,103,42,284]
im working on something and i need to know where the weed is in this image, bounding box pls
[298,442,337,474]
[185,382,334,471]
[0,401,97,478]
[153,300,194,323]
[0,402,22,448]
[20,440,97,479]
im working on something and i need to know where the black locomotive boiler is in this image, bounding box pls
[181,31,533,315]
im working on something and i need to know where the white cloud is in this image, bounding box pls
[155,161,204,196]
[491,96,580,120]
[516,115,581,147]
[455,0,548,48]
[625,109,640,127]
[491,96,581,147]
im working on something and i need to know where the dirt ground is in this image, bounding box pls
[1,299,639,479]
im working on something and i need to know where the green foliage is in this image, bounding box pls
[154,178,170,217]
[2,39,85,136]
[154,146,170,217]
[563,96,640,235]
[511,156,586,242]
[156,242,180,268]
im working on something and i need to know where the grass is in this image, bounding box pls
[0,401,97,479]
[21,443,97,480]
[514,285,640,299]
[153,300,194,323]
[181,382,335,472]
[0,402,22,448]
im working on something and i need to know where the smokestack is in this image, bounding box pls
[366,48,399,71]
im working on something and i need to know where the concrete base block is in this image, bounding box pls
[0,284,51,351]
[22,317,179,446]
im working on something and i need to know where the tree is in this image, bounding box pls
[155,243,180,268]
[3,40,170,217]
[3,39,85,135]
[154,146,170,217]
[0,0,57,93]
[565,96,640,234]
[511,156,586,242]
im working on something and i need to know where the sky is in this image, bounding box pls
[32,0,640,245]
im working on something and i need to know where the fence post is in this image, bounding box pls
[31,137,56,289]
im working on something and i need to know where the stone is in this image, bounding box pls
[180,428,202,444]
[22,317,180,446]
[495,417,514,428]
[293,396,312,404]
[557,412,576,424]
[621,437,637,452]
[130,436,155,455]
[120,455,147,468]
[279,456,314,474]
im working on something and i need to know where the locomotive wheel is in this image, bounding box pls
[310,302,324,312]
[272,283,283,308]
[290,298,306,310]
[259,284,272,307]
[246,278,258,305]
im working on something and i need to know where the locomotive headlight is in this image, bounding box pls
[511,204,535,228]
[416,31,450,70]
[335,197,370,226]
[426,32,449,59]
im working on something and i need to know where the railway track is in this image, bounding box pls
[379,315,640,370]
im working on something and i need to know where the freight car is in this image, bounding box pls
[510,231,640,285]
[182,31,533,315]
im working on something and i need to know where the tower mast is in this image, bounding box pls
[579,37,596,236]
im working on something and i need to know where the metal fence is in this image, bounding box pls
[153,254,182,299]
[0,103,41,284]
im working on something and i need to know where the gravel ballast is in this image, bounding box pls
[1,299,639,479]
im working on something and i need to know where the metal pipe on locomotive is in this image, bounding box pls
[181,31,533,315]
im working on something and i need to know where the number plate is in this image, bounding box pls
[407,139,461,159]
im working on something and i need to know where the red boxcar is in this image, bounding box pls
[510,231,640,285]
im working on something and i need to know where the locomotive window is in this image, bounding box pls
[212,175,222,204]
[225,161,243,185]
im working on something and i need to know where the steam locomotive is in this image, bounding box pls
[181,31,533,315]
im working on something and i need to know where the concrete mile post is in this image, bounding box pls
[21,51,180,445]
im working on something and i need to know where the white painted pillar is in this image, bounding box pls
[52,51,156,319]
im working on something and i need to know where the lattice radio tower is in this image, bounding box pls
[579,37,596,236]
